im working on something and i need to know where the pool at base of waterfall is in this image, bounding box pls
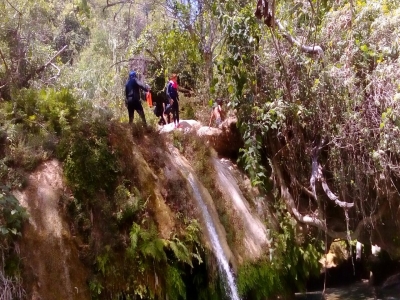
[295,281,400,300]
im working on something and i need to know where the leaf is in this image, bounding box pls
[360,44,368,52]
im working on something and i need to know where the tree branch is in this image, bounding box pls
[319,166,354,208]
[273,158,386,240]
[275,19,324,57]
[310,142,353,208]
[145,49,162,66]
[5,0,22,15]
[103,0,130,12]
[21,45,67,86]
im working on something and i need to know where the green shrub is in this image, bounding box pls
[11,88,79,135]
[0,185,28,241]
[237,260,283,300]
[60,120,119,199]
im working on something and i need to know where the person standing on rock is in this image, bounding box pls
[209,98,225,127]
[166,73,180,128]
[125,70,151,124]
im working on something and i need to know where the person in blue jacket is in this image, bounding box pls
[125,70,150,124]
[166,73,180,128]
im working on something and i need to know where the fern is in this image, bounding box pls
[128,223,141,256]
[165,265,186,300]
[139,237,167,263]
[168,237,192,267]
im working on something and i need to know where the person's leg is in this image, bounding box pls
[133,101,147,125]
[127,101,135,123]
[172,100,179,127]
[176,100,180,125]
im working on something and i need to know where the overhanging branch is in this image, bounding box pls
[21,45,67,87]
[275,19,324,57]
[254,0,323,57]
[310,142,353,208]
[273,158,385,240]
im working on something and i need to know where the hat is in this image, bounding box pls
[129,71,137,78]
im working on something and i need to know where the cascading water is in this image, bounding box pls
[212,158,270,257]
[188,173,241,300]
[168,147,241,300]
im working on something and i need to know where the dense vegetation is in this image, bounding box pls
[1,0,400,299]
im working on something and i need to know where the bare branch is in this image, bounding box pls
[319,167,354,208]
[21,45,68,86]
[145,49,161,66]
[275,19,324,57]
[293,176,317,200]
[310,142,354,208]
[5,0,22,15]
[310,146,319,199]
[48,63,60,81]
[103,0,130,13]
[273,158,385,240]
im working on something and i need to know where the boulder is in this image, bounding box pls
[159,117,243,158]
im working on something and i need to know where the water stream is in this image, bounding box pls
[168,147,241,300]
[212,158,269,257]
[187,173,241,300]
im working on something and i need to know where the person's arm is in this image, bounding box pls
[135,78,150,92]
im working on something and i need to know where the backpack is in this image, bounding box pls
[164,81,172,99]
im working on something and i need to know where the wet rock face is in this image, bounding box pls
[379,272,400,297]
[368,250,400,287]
[159,117,244,158]
[196,117,243,158]
[13,160,91,300]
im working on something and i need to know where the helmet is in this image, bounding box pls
[129,71,137,79]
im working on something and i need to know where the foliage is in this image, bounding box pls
[59,120,119,199]
[0,88,79,173]
[237,260,282,300]
[11,88,79,135]
[273,208,321,292]
[90,217,204,300]
[0,186,28,299]
[0,186,28,244]
[237,206,322,298]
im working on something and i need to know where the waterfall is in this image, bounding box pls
[168,147,241,300]
[188,173,241,300]
[212,158,270,258]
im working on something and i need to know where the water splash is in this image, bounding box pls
[187,173,241,300]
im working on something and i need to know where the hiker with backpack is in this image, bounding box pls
[125,70,151,125]
[165,74,180,128]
